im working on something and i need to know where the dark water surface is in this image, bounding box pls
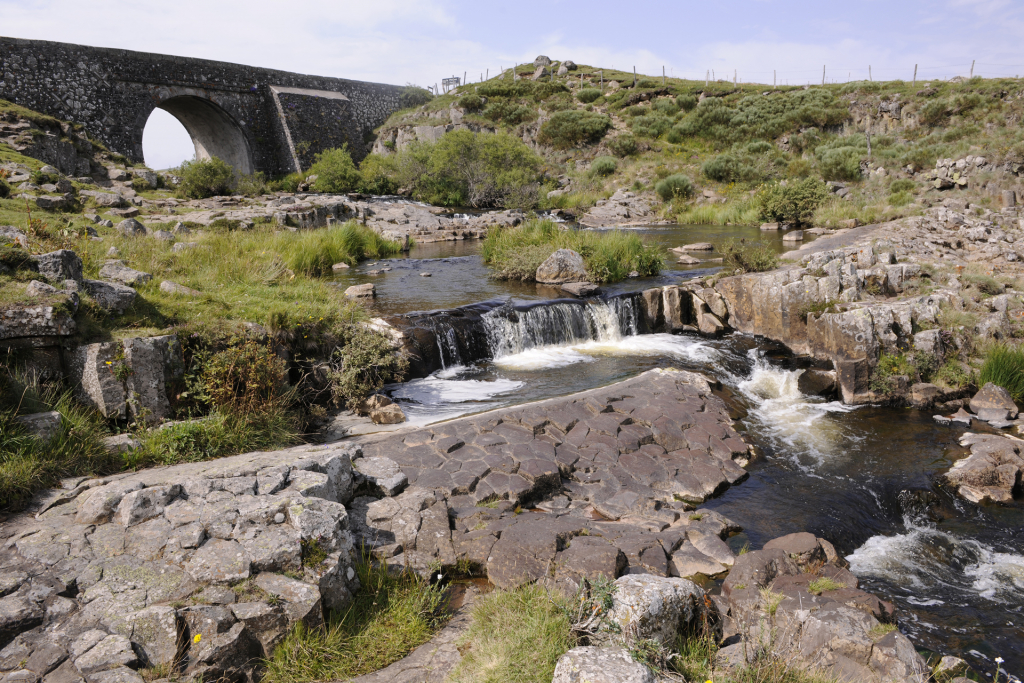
[369,226,1023,678]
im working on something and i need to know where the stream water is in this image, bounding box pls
[361,225,1023,677]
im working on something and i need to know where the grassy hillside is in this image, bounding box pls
[372,63,1024,226]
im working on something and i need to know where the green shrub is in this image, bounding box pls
[720,239,779,273]
[31,170,58,185]
[818,146,862,181]
[457,94,485,112]
[0,178,9,199]
[358,154,399,195]
[276,221,403,275]
[201,340,288,416]
[655,174,695,201]
[483,101,536,125]
[653,98,679,116]
[398,130,543,208]
[538,110,612,149]
[889,190,913,207]
[483,219,662,283]
[787,158,814,178]
[607,135,639,158]
[269,171,305,193]
[175,156,235,199]
[702,153,760,182]
[631,114,672,139]
[963,271,1004,296]
[328,326,409,409]
[590,156,617,177]
[919,99,950,126]
[309,146,362,194]
[236,171,268,197]
[889,178,915,194]
[399,86,433,109]
[676,94,698,111]
[753,177,830,224]
[577,88,602,103]
[745,140,774,155]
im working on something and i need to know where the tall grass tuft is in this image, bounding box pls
[978,344,1024,401]
[482,220,662,283]
[263,559,448,683]
[720,239,779,273]
[275,222,403,276]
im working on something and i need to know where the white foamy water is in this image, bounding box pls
[849,520,1024,604]
[492,333,718,371]
[732,359,858,465]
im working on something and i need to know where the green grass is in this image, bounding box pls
[449,585,575,683]
[263,559,448,683]
[720,239,779,273]
[276,222,403,276]
[807,577,845,594]
[482,219,662,283]
[978,344,1024,401]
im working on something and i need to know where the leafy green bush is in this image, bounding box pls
[201,340,289,415]
[675,94,698,112]
[236,171,268,197]
[745,140,773,155]
[483,219,662,283]
[457,94,485,112]
[399,86,433,109]
[590,156,617,177]
[607,135,639,157]
[328,326,409,409]
[577,88,602,103]
[653,99,679,116]
[889,178,915,194]
[358,154,399,195]
[175,156,235,199]
[538,110,612,149]
[919,99,950,126]
[269,171,305,193]
[636,78,658,88]
[483,101,536,125]
[398,130,543,208]
[31,170,58,185]
[720,239,779,273]
[787,158,813,178]
[754,177,830,224]
[655,174,695,201]
[631,113,672,139]
[889,190,913,207]
[702,153,760,183]
[309,146,362,194]
[818,146,862,181]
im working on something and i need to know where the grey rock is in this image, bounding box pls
[35,250,83,283]
[124,606,179,667]
[82,280,137,314]
[369,404,405,425]
[98,261,151,287]
[67,342,128,418]
[536,249,587,284]
[552,646,654,683]
[185,539,251,584]
[151,230,174,242]
[75,480,145,524]
[69,631,109,659]
[0,595,45,641]
[560,282,600,297]
[353,456,408,496]
[83,667,143,683]
[345,283,375,299]
[73,635,136,675]
[970,382,1018,418]
[0,226,30,248]
[114,219,146,237]
[26,281,59,297]
[121,335,184,424]
[158,281,200,297]
[605,574,705,647]
[115,485,181,527]
[170,242,198,253]
[533,55,552,67]
[13,411,62,442]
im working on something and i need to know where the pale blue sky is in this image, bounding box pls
[2,0,1022,169]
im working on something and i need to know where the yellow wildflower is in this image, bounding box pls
[193,634,201,643]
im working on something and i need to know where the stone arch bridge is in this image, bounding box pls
[0,36,405,174]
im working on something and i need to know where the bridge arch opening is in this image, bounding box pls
[142,110,194,171]
[148,96,253,174]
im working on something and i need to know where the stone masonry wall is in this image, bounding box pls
[0,36,403,173]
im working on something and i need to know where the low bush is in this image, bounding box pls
[577,88,602,103]
[358,154,400,195]
[754,177,830,225]
[702,153,760,183]
[175,156,235,199]
[653,98,679,116]
[889,190,913,207]
[483,101,536,125]
[787,158,814,178]
[818,147,862,181]
[327,326,409,409]
[201,340,288,415]
[607,134,639,157]
[918,99,950,126]
[483,220,662,283]
[457,94,485,112]
[720,239,779,273]
[655,174,695,201]
[636,78,658,88]
[590,156,617,177]
[745,140,774,155]
[676,94,698,111]
[399,85,433,109]
[236,171,268,197]
[263,559,447,683]
[309,146,362,194]
[889,178,915,194]
[631,113,672,139]
[276,222,403,276]
[538,110,612,149]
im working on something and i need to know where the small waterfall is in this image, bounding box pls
[482,294,644,358]
[426,318,464,369]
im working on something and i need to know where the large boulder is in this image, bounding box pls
[535,249,587,284]
[604,574,705,647]
[99,261,152,287]
[945,433,1024,503]
[552,646,654,683]
[969,382,1018,420]
[34,250,82,283]
[82,279,137,314]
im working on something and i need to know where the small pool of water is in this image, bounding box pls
[331,224,811,315]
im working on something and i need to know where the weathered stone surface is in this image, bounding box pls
[552,646,655,683]
[345,283,375,299]
[158,281,200,297]
[536,249,587,284]
[560,282,600,297]
[114,220,147,237]
[798,369,837,397]
[98,261,151,287]
[124,606,179,667]
[12,412,62,442]
[72,636,136,675]
[81,280,137,314]
[34,251,82,283]
[970,382,1018,418]
[946,433,1024,503]
[369,404,405,425]
[185,539,251,584]
[605,574,704,647]
[353,457,408,496]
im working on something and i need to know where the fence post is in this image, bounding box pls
[869,65,872,81]
[601,71,604,91]
[822,65,826,86]
[734,69,737,85]
[706,70,709,87]
[464,71,466,87]
[773,70,776,89]
[913,64,917,85]
[970,59,975,78]
[663,65,666,85]
[633,66,637,87]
